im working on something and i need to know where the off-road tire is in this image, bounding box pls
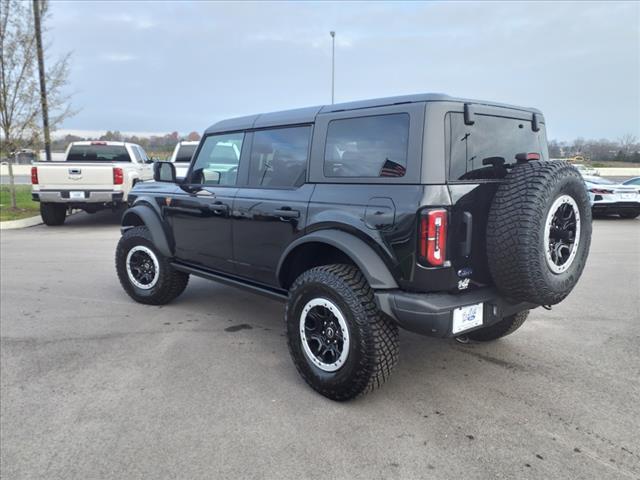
[466,310,529,342]
[40,203,67,226]
[487,161,592,305]
[116,226,189,305]
[619,211,639,219]
[285,264,399,401]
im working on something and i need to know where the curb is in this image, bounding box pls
[0,215,43,230]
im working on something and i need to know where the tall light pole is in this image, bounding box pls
[33,0,51,162]
[330,31,335,104]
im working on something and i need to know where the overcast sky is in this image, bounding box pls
[48,1,639,141]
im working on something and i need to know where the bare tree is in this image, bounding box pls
[618,133,639,154]
[0,0,74,209]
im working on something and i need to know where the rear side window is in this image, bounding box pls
[67,145,131,162]
[447,113,547,181]
[176,144,197,162]
[324,114,409,178]
[248,126,311,187]
[190,132,244,186]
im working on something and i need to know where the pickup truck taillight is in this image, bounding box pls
[419,209,448,267]
[31,166,38,184]
[113,167,124,185]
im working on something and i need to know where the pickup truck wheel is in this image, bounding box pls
[115,226,189,305]
[619,211,639,219]
[40,203,67,226]
[487,160,592,305]
[285,264,399,401]
[465,310,529,342]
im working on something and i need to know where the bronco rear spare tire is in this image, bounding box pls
[486,160,591,305]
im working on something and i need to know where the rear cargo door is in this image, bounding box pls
[445,107,548,287]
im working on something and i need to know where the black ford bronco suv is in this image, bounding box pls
[115,94,592,400]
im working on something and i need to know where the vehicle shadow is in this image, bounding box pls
[62,209,124,228]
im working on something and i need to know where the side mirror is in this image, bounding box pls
[153,161,176,183]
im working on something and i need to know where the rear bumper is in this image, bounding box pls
[375,287,536,337]
[592,201,640,214]
[32,190,124,204]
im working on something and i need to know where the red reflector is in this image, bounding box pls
[515,152,541,162]
[419,209,447,266]
[31,166,38,184]
[91,141,107,146]
[113,167,124,185]
[589,188,612,194]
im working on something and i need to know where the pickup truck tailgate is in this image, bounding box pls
[36,163,116,189]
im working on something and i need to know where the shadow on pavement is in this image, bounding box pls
[62,209,124,228]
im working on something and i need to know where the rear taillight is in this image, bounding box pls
[589,188,612,194]
[419,209,448,266]
[113,167,124,185]
[515,152,541,162]
[31,166,38,184]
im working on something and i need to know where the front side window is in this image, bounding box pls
[448,112,548,181]
[324,114,409,178]
[248,126,311,187]
[130,146,142,162]
[176,144,197,162]
[137,146,149,162]
[190,132,244,186]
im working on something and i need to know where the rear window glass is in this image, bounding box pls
[67,145,131,162]
[447,113,547,181]
[324,114,409,178]
[175,144,197,162]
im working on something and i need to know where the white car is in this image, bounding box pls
[583,175,640,219]
[31,141,154,225]
[168,140,199,180]
[622,177,640,192]
[574,163,599,176]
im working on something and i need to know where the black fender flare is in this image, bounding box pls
[277,230,399,290]
[121,204,173,258]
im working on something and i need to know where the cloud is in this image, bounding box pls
[102,13,155,30]
[101,53,136,62]
[48,1,639,140]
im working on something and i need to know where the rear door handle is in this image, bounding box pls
[274,208,300,219]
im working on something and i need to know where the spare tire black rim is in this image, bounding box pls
[544,195,581,274]
[299,298,350,372]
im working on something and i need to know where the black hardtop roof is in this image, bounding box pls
[204,93,542,134]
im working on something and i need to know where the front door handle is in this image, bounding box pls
[274,208,300,219]
[207,202,228,213]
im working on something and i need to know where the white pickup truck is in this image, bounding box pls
[31,141,154,225]
[168,140,199,180]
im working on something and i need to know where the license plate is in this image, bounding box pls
[621,193,635,199]
[452,303,484,334]
[69,191,84,199]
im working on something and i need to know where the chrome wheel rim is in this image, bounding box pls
[544,195,581,274]
[126,245,160,289]
[299,298,350,372]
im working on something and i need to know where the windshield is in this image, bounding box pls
[175,144,197,162]
[447,112,548,180]
[67,145,131,162]
[584,176,614,185]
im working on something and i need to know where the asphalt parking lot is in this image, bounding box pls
[1,211,639,479]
